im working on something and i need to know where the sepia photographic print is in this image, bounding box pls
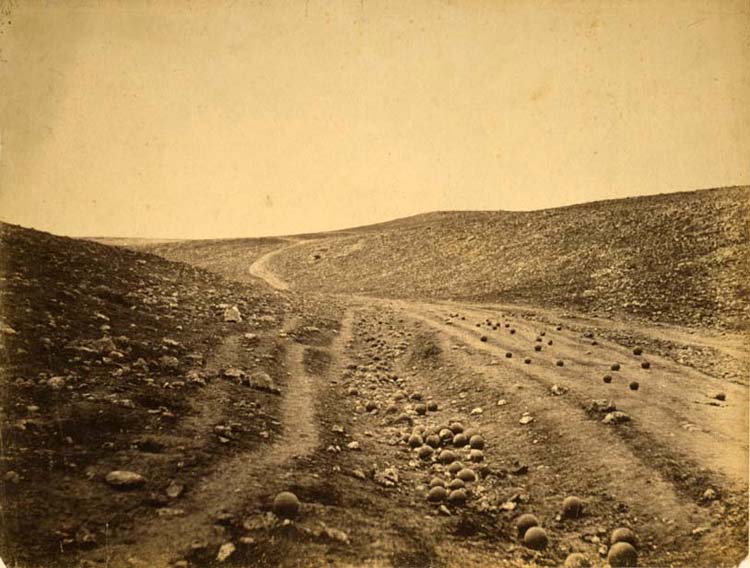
[0,1,748,567]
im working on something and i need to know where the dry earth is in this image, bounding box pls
[1,187,748,567]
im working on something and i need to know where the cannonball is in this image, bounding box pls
[534,345,542,352]
[449,422,464,434]
[548,340,553,345]
[469,435,485,450]
[610,527,638,547]
[611,363,621,371]
[505,352,513,358]
[272,491,300,518]
[523,526,548,550]
[480,336,488,342]
[425,434,441,448]
[408,434,423,448]
[426,486,447,502]
[468,449,484,462]
[629,381,639,391]
[715,392,726,401]
[439,428,454,442]
[427,401,439,412]
[429,477,445,488]
[561,496,584,519]
[607,542,638,567]
[524,358,532,364]
[633,347,643,356]
[447,488,467,505]
[510,329,516,334]
[641,361,650,369]
[456,468,477,482]
[417,445,434,460]
[365,401,378,412]
[603,375,612,384]
[447,478,465,490]
[415,403,427,415]
[515,513,539,537]
[447,461,464,475]
[453,433,468,447]
[438,450,458,464]
[556,360,565,367]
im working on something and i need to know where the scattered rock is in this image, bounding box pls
[166,481,185,499]
[216,542,236,562]
[702,487,718,501]
[223,306,242,322]
[564,552,591,567]
[105,471,146,489]
[551,384,567,396]
[588,399,616,413]
[602,411,631,425]
[374,466,399,487]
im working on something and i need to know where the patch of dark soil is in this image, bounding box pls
[407,331,442,367]
[389,523,440,567]
[302,347,331,376]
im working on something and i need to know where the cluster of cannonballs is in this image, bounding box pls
[601,346,651,391]
[475,318,561,365]
[516,499,639,566]
[405,421,485,507]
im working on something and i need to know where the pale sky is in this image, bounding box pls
[0,0,748,238]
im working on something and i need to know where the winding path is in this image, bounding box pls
[248,238,307,291]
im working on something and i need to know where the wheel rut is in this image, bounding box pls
[87,313,348,567]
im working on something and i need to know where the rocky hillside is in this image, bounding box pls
[270,187,750,329]
[0,223,293,566]
[94,237,293,285]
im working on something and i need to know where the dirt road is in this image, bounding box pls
[248,238,305,291]
[236,241,750,567]
[81,313,352,568]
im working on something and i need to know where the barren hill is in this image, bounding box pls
[2,189,749,567]
[0,222,303,566]
[266,186,749,329]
